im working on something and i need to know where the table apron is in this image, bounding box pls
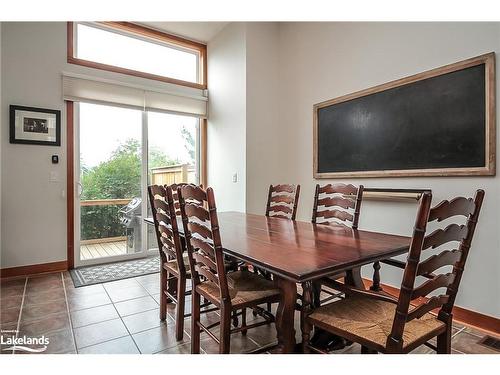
[223,247,409,283]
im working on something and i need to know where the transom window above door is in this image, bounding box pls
[68,22,207,89]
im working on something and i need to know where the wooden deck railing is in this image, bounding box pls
[80,198,132,207]
[80,236,127,245]
[80,198,133,245]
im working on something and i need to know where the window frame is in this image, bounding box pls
[67,22,207,90]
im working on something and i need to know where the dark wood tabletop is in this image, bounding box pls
[216,212,410,282]
[145,211,411,353]
[145,212,410,283]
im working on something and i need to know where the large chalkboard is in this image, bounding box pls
[314,53,495,178]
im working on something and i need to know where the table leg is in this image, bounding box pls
[301,281,313,353]
[275,276,297,353]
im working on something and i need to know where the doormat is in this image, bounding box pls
[70,256,160,287]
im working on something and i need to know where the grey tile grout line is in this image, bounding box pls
[59,274,482,354]
[61,272,78,353]
[162,297,265,352]
[70,305,165,330]
[11,272,486,355]
[100,281,142,354]
[462,326,496,339]
[75,315,176,350]
[76,333,131,351]
[140,274,270,353]
[67,279,161,330]
[136,274,211,354]
[12,277,28,355]
[135,274,192,353]
[452,326,467,338]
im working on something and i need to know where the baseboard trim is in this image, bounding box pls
[1,261,68,279]
[362,278,500,336]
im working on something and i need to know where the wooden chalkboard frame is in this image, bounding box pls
[313,53,496,178]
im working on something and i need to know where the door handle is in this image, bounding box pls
[77,182,83,197]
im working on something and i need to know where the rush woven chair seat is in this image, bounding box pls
[179,184,280,354]
[307,296,445,352]
[164,255,191,275]
[197,270,280,308]
[303,190,484,354]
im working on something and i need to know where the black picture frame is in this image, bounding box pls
[10,105,61,146]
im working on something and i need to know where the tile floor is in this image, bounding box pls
[1,271,498,354]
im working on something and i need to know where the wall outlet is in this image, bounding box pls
[232,173,238,183]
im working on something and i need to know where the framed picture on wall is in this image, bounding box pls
[9,105,61,146]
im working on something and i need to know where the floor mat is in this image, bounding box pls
[69,256,160,287]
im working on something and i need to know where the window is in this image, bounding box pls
[68,22,207,89]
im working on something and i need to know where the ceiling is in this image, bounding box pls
[139,22,229,43]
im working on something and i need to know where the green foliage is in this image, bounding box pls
[82,139,141,201]
[80,138,177,241]
[81,205,126,241]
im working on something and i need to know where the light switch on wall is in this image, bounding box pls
[49,171,59,182]
[232,173,238,183]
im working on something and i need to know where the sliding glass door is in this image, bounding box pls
[75,102,200,267]
[145,111,200,255]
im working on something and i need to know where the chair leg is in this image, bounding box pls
[361,346,377,354]
[312,281,321,307]
[241,308,247,335]
[232,311,239,327]
[175,276,186,341]
[436,327,452,354]
[159,268,167,321]
[166,269,176,301]
[436,312,452,354]
[191,290,201,354]
[220,305,232,354]
[266,302,272,313]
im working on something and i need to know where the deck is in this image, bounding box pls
[80,240,127,260]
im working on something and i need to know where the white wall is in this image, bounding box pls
[1,22,203,269]
[207,23,247,212]
[246,23,285,215]
[268,22,499,317]
[1,22,67,268]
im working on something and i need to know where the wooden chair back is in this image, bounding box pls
[178,185,230,302]
[147,184,185,273]
[169,182,202,215]
[312,183,364,229]
[387,190,485,350]
[265,184,300,220]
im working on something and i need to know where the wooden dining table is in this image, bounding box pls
[145,211,411,353]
